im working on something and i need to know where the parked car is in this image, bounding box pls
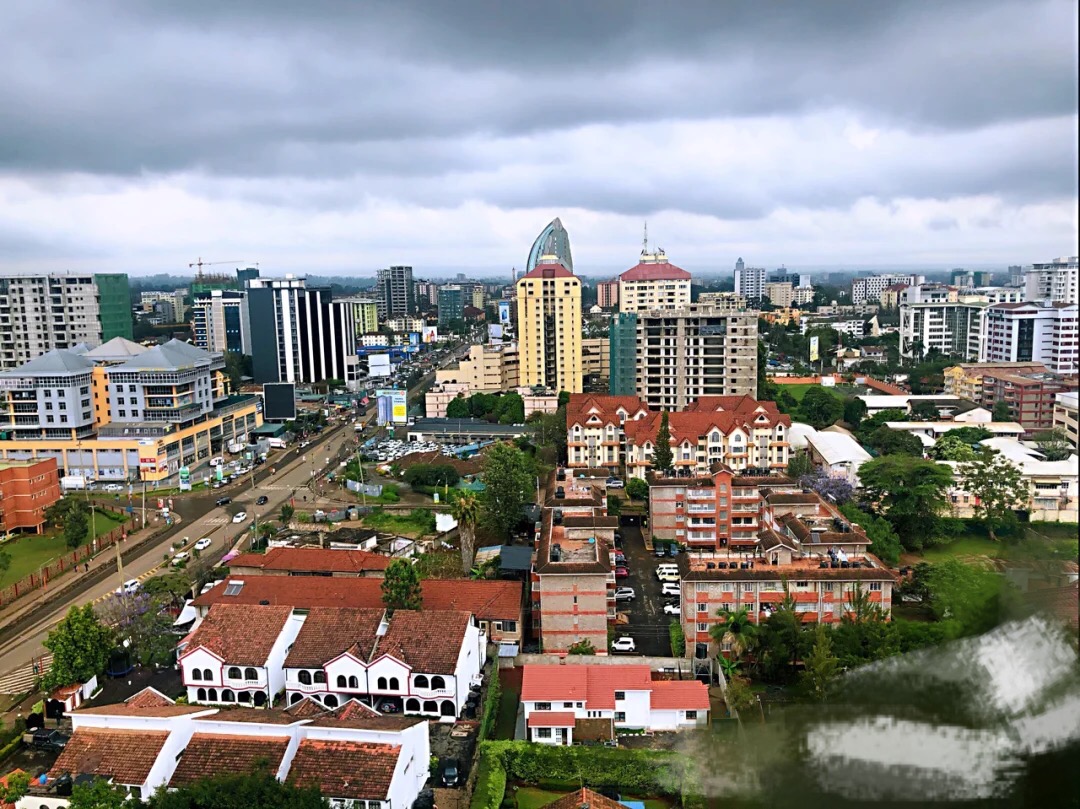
[215,496,231,506]
[171,551,190,567]
[232,511,247,523]
[613,587,636,602]
[441,758,460,787]
[376,700,400,713]
[255,495,269,506]
[663,602,681,615]
[605,477,624,489]
[614,566,630,579]
[194,538,212,551]
[654,544,668,557]
[668,544,680,557]
[28,729,69,751]
[610,636,636,654]
[103,483,124,493]
[116,579,140,596]
[656,564,680,582]
[661,582,681,597]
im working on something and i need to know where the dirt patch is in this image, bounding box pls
[394,450,486,477]
[429,721,478,786]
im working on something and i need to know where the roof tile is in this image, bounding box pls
[288,739,400,800]
[169,733,289,787]
[50,728,168,785]
[284,607,385,668]
[183,603,293,665]
[228,547,392,574]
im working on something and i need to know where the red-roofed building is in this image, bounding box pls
[521,664,708,743]
[227,546,392,577]
[618,251,692,314]
[565,393,650,470]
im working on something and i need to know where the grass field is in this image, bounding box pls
[0,509,129,587]
[776,383,852,403]
[911,522,1078,565]
[513,787,672,809]
[361,507,435,537]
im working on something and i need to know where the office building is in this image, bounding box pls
[735,257,745,273]
[0,273,132,370]
[471,285,486,310]
[1025,256,1078,304]
[633,305,758,409]
[374,265,416,320]
[139,289,188,320]
[246,277,360,387]
[435,342,520,390]
[851,273,923,304]
[191,290,249,355]
[438,285,465,327]
[734,266,767,301]
[596,280,619,309]
[764,282,795,307]
[951,269,994,288]
[696,292,747,312]
[0,457,61,534]
[515,259,583,394]
[617,249,691,313]
[896,284,1027,361]
[332,297,379,336]
[236,266,260,286]
[0,339,259,482]
[980,302,1079,375]
[1054,392,1079,449]
[526,218,574,275]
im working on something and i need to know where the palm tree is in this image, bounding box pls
[450,491,481,575]
[709,606,759,664]
[279,503,295,528]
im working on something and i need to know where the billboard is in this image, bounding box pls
[263,382,297,421]
[367,353,392,378]
[408,332,420,346]
[422,326,438,344]
[809,335,820,363]
[178,465,191,492]
[488,323,503,344]
[498,300,511,324]
[375,389,407,425]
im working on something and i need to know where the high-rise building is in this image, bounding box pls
[334,297,379,336]
[438,285,465,327]
[633,305,758,409]
[515,259,583,394]
[191,290,250,355]
[851,274,923,304]
[980,301,1079,374]
[526,218,573,275]
[764,282,795,307]
[374,265,416,320]
[236,266,260,286]
[734,266,767,301]
[735,257,745,273]
[950,269,993,288]
[0,273,132,370]
[1025,256,1078,304]
[596,280,619,309]
[608,313,639,396]
[617,249,691,313]
[246,277,360,387]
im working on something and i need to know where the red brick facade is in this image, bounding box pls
[0,457,61,533]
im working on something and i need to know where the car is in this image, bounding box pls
[605,477,624,489]
[614,566,629,579]
[654,544,668,557]
[232,511,247,523]
[103,483,124,493]
[376,700,400,713]
[194,538,212,551]
[253,457,264,466]
[29,729,69,751]
[668,544,679,557]
[614,553,627,566]
[661,582,681,597]
[255,495,269,506]
[610,636,636,654]
[663,602,681,615]
[212,480,225,489]
[613,587,636,602]
[171,551,190,566]
[116,578,140,596]
[441,758,461,787]
[215,496,231,506]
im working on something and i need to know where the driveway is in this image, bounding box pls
[614,523,687,657]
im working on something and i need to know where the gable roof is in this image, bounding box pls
[50,728,168,785]
[650,680,712,710]
[183,603,292,665]
[519,262,575,280]
[284,607,385,667]
[168,734,289,787]
[522,664,656,709]
[288,740,400,801]
[307,698,425,730]
[375,609,472,673]
[619,262,691,282]
[6,348,93,375]
[566,394,648,428]
[228,546,393,574]
[543,789,625,809]
[624,401,789,446]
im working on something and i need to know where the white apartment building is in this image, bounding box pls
[793,286,815,305]
[851,273,923,304]
[617,250,692,312]
[899,301,986,360]
[979,302,1079,375]
[1054,391,1078,449]
[191,290,250,354]
[1025,256,1078,305]
[734,266,767,301]
[386,316,426,333]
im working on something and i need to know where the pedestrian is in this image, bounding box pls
[84,562,90,573]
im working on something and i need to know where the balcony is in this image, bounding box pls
[687,504,714,514]
[687,489,713,500]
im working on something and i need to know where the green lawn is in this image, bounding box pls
[776,383,850,403]
[514,787,671,809]
[0,510,128,587]
[361,508,435,537]
[912,523,1078,565]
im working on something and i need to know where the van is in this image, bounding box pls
[209,456,224,467]
[656,564,681,583]
[268,438,287,449]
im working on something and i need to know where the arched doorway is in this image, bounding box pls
[253,692,267,707]
[423,701,438,714]
[290,693,302,705]
[440,701,455,717]
[323,695,339,708]
[196,688,207,701]
[405,698,421,713]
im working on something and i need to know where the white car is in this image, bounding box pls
[663,602,681,615]
[171,552,190,566]
[232,511,248,523]
[661,582,682,597]
[610,636,637,654]
[116,579,140,596]
[103,483,124,493]
[613,587,636,602]
[194,538,212,551]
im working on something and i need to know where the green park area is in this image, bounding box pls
[775,382,859,403]
[0,509,128,587]
[917,521,1078,565]
[512,787,671,809]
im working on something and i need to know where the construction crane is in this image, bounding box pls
[188,258,258,280]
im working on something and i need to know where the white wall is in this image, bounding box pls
[618,690,652,728]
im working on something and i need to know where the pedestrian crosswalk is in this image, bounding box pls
[0,654,53,695]
[202,516,232,526]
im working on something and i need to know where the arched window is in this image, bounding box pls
[414,675,429,689]
[323,695,339,708]
[388,677,400,691]
[203,669,213,680]
[244,667,258,680]
[191,668,202,681]
[377,676,388,690]
[431,676,446,690]
[440,701,455,717]
[228,667,242,679]
[405,698,421,713]
[423,700,438,714]
[290,693,302,705]
[314,671,326,684]
[196,688,206,701]
[207,688,218,701]
[238,692,251,704]
[337,675,347,688]
[348,675,359,689]
[221,690,235,703]
[299,671,312,685]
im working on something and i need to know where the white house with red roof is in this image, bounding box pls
[565,393,649,469]
[520,665,709,744]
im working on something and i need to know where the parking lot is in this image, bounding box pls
[613,523,689,657]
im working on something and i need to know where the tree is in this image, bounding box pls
[69,778,133,809]
[708,607,758,663]
[924,558,1017,636]
[567,639,596,655]
[991,400,1012,422]
[98,592,177,667]
[960,449,1029,540]
[798,470,854,505]
[0,771,30,804]
[479,443,533,539]
[842,397,867,428]
[279,503,295,527]
[799,387,844,429]
[625,478,649,501]
[909,400,941,421]
[839,502,901,565]
[147,771,326,809]
[450,490,481,574]
[866,425,924,456]
[653,412,673,475]
[931,433,977,461]
[943,426,992,444]
[606,495,622,516]
[64,503,91,549]
[1033,428,1073,461]
[855,408,908,440]
[800,624,839,701]
[858,455,954,550]
[0,548,11,580]
[381,559,422,613]
[42,604,115,690]
[786,450,814,480]
[527,406,568,462]
[140,573,193,611]
[445,396,470,419]
[494,392,525,425]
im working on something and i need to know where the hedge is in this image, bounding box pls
[669,621,686,657]
[478,666,502,741]
[469,741,703,809]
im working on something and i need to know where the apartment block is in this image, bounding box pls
[734,266,767,301]
[516,260,583,394]
[899,300,986,360]
[0,457,61,533]
[851,273,923,304]
[979,302,1079,374]
[191,290,249,354]
[696,292,747,312]
[1025,256,1078,304]
[581,337,610,390]
[607,313,639,396]
[634,305,758,408]
[0,273,132,370]
[435,342,519,390]
[375,265,416,320]
[978,369,1078,432]
[943,362,1048,402]
[565,394,650,470]
[764,282,795,307]
[140,289,188,320]
[596,280,619,309]
[1054,392,1078,449]
[617,250,691,313]
[334,296,380,336]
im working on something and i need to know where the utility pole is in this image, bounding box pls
[141,481,147,529]
[115,531,125,588]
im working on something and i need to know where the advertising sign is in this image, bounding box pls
[262,382,297,421]
[178,465,191,492]
[809,335,820,362]
[421,326,438,344]
[498,300,511,324]
[375,389,408,425]
[408,332,420,346]
[488,324,503,344]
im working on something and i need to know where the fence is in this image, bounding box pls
[0,507,138,609]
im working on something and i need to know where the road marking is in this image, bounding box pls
[0,654,53,694]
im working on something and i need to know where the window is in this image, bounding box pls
[431,675,446,690]
[536,702,551,711]
[336,675,347,688]
[244,667,258,680]
[869,582,882,591]
[536,727,552,738]
[415,675,429,689]
[349,675,359,689]
[202,669,212,680]
[614,691,625,701]
[698,603,708,612]
[377,676,388,690]
[614,711,626,722]
[388,677,400,690]
[501,620,517,632]
[191,668,202,681]
[685,710,697,720]
[698,623,708,632]
[563,702,573,708]
[314,671,325,683]
[298,670,312,685]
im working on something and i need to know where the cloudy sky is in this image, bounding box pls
[1,0,1076,278]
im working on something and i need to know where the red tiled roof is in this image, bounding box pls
[566,394,648,428]
[193,577,522,621]
[527,711,576,727]
[72,703,207,718]
[520,263,575,280]
[169,734,289,787]
[124,687,175,708]
[50,728,168,785]
[619,262,691,281]
[228,547,392,574]
[288,740,400,801]
[522,665,654,710]
[650,680,710,710]
[375,609,472,673]
[182,603,292,665]
[193,707,307,725]
[308,698,425,730]
[543,789,624,809]
[284,607,385,668]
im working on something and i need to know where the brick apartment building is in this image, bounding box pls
[979,369,1078,432]
[0,457,61,533]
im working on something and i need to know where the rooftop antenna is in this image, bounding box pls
[642,221,649,256]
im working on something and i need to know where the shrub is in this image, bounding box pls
[669,621,685,657]
[478,668,502,741]
[404,464,461,489]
